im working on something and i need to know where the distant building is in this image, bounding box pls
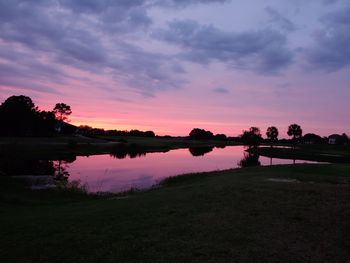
[328,134,343,145]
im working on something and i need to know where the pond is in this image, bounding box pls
[0,146,320,193]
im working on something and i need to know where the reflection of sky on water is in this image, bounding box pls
[66,146,318,193]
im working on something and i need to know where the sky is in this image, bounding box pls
[0,0,349,137]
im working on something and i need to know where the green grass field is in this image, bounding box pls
[1,164,350,263]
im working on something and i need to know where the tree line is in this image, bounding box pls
[0,95,72,136]
[0,95,156,138]
[77,126,155,138]
[189,125,349,147]
[1,95,348,143]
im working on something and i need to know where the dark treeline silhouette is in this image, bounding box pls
[0,95,157,138]
[238,124,349,146]
[188,125,349,146]
[189,128,227,141]
[1,95,348,145]
[0,95,73,136]
[77,125,156,138]
[302,133,323,144]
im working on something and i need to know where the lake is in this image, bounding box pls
[47,145,317,193]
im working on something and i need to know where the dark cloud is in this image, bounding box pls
[305,5,350,71]
[153,0,229,8]
[213,87,229,94]
[154,20,294,74]
[265,6,297,32]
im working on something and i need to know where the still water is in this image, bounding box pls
[55,146,317,193]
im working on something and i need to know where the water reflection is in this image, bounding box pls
[110,152,146,159]
[0,146,321,193]
[110,149,146,159]
[188,146,214,156]
[0,158,56,176]
[238,152,261,168]
[0,157,75,183]
[53,158,75,181]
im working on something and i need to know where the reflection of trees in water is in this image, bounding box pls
[188,146,214,157]
[238,152,261,168]
[215,145,226,149]
[0,158,56,176]
[109,150,146,159]
[0,156,76,182]
[53,157,76,181]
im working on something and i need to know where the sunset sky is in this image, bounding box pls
[0,0,349,137]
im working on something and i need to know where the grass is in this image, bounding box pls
[1,163,350,262]
[252,144,350,163]
[0,135,238,159]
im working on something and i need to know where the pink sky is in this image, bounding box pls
[0,0,349,137]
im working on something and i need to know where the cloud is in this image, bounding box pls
[305,5,350,71]
[0,0,195,96]
[265,6,297,32]
[152,0,229,8]
[154,20,294,74]
[322,0,340,5]
[213,87,230,94]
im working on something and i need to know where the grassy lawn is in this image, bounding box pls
[1,164,350,263]
[0,135,238,159]
[252,144,350,163]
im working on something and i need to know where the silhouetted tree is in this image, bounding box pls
[302,133,322,144]
[34,110,56,135]
[143,131,156,137]
[341,133,349,145]
[287,124,302,146]
[266,126,279,146]
[0,95,57,136]
[241,127,262,149]
[53,103,72,122]
[214,134,227,141]
[189,128,214,140]
[0,95,36,136]
[129,129,156,137]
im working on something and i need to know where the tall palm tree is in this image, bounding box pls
[266,126,279,147]
[287,124,302,148]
